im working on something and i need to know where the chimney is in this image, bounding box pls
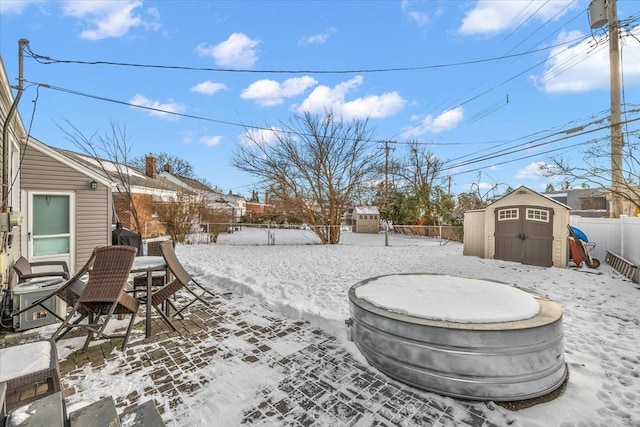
[163,164,171,173]
[145,156,156,178]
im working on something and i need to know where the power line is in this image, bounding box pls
[23,79,640,186]
[23,36,591,75]
[443,115,640,175]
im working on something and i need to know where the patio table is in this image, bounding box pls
[130,256,167,338]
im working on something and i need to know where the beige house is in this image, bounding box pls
[463,186,571,267]
[19,137,113,274]
[353,206,380,234]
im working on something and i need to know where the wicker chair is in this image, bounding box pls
[52,245,139,352]
[10,251,97,331]
[13,256,70,283]
[0,339,61,410]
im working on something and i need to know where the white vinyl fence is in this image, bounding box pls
[569,215,640,282]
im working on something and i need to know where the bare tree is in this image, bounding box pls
[152,191,201,244]
[199,205,232,243]
[233,112,380,244]
[59,120,143,233]
[544,136,640,216]
[392,141,446,224]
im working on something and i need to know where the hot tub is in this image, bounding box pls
[348,273,567,401]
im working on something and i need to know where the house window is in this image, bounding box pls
[498,208,518,220]
[526,208,549,222]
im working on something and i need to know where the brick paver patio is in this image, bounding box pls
[2,284,522,426]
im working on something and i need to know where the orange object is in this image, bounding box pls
[568,237,583,267]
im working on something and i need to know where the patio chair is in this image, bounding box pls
[52,245,139,352]
[10,250,98,333]
[13,256,70,283]
[137,241,214,332]
[131,240,168,297]
[159,240,216,304]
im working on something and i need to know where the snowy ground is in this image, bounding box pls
[16,227,638,426]
[172,227,640,427]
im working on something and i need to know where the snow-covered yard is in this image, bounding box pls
[173,228,639,426]
[23,227,638,426]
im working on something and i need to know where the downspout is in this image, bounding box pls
[2,39,29,212]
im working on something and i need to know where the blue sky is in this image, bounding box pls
[1,0,639,198]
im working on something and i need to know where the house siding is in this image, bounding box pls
[20,145,110,270]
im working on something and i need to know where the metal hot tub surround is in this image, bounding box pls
[348,273,567,401]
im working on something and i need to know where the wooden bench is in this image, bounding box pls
[605,250,638,280]
[0,339,61,410]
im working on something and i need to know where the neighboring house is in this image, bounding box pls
[62,153,186,238]
[464,186,571,268]
[353,206,380,233]
[545,187,640,218]
[545,188,609,217]
[245,201,273,219]
[223,191,247,223]
[159,163,247,223]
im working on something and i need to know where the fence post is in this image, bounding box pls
[620,215,627,257]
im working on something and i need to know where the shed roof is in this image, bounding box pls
[486,186,571,210]
[354,206,380,215]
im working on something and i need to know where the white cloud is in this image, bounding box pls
[298,28,336,46]
[195,33,260,68]
[200,135,223,146]
[238,127,283,147]
[296,76,406,119]
[241,76,318,107]
[190,81,228,95]
[458,0,576,36]
[129,94,186,121]
[401,1,430,27]
[515,161,556,180]
[532,26,640,94]
[0,0,43,14]
[403,106,464,136]
[408,11,429,27]
[62,0,159,40]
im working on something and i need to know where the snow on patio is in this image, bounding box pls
[176,228,640,426]
[23,228,640,426]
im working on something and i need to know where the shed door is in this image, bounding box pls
[494,206,553,267]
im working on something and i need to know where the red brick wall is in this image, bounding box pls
[113,193,166,238]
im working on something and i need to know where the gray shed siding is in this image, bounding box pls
[20,145,110,270]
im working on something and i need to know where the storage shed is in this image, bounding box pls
[353,206,380,233]
[463,186,571,267]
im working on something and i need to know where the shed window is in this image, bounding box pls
[498,208,519,220]
[526,208,549,222]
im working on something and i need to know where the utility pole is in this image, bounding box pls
[382,141,393,247]
[2,39,28,211]
[607,0,624,218]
